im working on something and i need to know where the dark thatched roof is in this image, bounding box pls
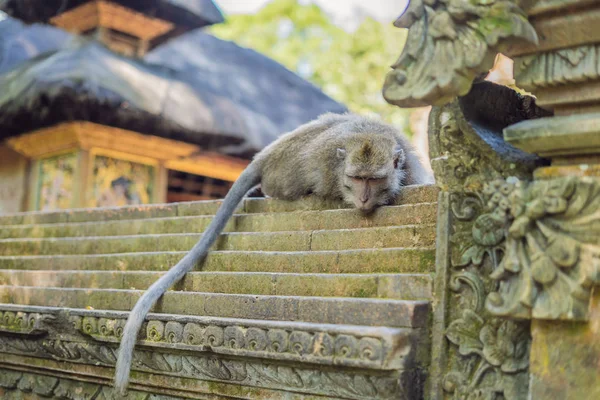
[0,0,224,29]
[0,17,347,156]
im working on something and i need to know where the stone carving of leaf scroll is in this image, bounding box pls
[382,0,538,107]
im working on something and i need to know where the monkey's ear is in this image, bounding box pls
[393,147,405,169]
[337,148,347,159]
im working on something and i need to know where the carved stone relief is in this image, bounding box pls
[480,177,600,320]
[0,308,422,400]
[514,44,600,91]
[0,368,181,400]
[427,81,547,192]
[0,335,414,400]
[425,83,552,399]
[440,192,531,400]
[72,314,407,370]
[382,0,538,107]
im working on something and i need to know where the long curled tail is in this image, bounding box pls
[114,163,261,396]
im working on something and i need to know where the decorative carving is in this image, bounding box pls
[427,85,545,192]
[477,177,600,320]
[382,0,538,107]
[75,315,389,369]
[514,44,600,91]
[0,336,407,400]
[440,175,600,398]
[437,191,531,400]
[0,310,54,335]
[0,368,180,399]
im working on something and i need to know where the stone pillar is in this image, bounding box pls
[382,0,600,398]
[497,2,600,394]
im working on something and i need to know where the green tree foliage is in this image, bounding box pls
[211,0,412,133]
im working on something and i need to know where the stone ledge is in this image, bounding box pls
[0,203,439,239]
[504,113,600,157]
[0,248,437,274]
[0,287,430,328]
[0,304,428,372]
[0,185,439,226]
[0,270,434,300]
[0,224,436,255]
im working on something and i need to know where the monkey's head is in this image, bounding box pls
[337,139,406,213]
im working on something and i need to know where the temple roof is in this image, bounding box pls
[0,17,347,157]
[0,0,224,29]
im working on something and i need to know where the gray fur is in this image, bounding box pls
[113,113,431,396]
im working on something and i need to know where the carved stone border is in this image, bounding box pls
[0,367,180,400]
[429,191,531,400]
[0,334,420,400]
[0,304,422,371]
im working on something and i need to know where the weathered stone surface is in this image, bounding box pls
[382,0,537,107]
[0,303,428,372]
[0,203,178,226]
[1,352,422,400]
[233,203,437,232]
[0,202,437,239]
[0,183,439,398]
[310,224,436,251]
[0,248,436,273]
[0,184,434,226]
[504,113,600,157]
[428,82,547,193]
[0,286,430,328]
[0,225,435,256]
[529,292,600,400]
[0,270,432,300]
[244,184,439,213]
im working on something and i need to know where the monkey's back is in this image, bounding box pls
[255,113,345,199]
[255,113,432,199]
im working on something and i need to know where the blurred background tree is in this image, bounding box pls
[211,0,413,134]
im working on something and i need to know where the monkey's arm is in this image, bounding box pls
[113,163,261,396]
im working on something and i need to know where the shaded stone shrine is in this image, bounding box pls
[0,0,599,399]
[0,0,346,214]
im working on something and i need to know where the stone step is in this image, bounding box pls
[0,225,436,256]
[0,270,432,300]
[0,248,435,273]
[0,286,429,328]
[0,202,437,239]
[0,184,439,226]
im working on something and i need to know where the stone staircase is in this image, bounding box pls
[0,185,438,400]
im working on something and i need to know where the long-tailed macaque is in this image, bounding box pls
[114,113,432,395]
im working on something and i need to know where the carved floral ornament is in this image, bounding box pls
[455,177,600,321]
[382,0,538,107]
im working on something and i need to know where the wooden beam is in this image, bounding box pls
[166,153,249,182]
[6,122,200,161]
[50,0,174,41]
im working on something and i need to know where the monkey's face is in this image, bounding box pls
[337,143,406,214]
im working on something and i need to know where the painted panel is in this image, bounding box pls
[37,152,77,211]
[0,146,28,214]
[91,155,154,207]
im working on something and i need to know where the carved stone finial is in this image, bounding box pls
[382,0,538,108]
